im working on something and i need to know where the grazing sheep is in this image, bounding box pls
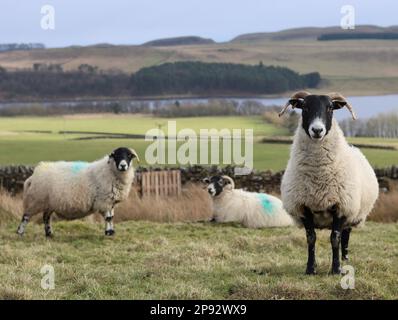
[203,175,294,228]
[17,147,139,237]
[279,91,379,274]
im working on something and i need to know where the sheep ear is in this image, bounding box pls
[107,153,114,164]
[202,177,210,184]
[332,100,357,120]
[289,98,304,109]
[129,148,140,163]
[332,100,347,110]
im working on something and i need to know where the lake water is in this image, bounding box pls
[1,94,397,120]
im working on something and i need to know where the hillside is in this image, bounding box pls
[231,25,398,42]
[1,26,398,95]
[143,36,215,46]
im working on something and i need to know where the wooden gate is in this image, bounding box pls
[140,170,181,198]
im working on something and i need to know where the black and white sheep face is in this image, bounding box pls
[109,147,139,172]
[203,176,231,197]
[290,95,347,141]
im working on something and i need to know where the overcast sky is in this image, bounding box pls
[0,0,397,47]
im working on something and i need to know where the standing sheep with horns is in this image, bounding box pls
[279,92,379,275]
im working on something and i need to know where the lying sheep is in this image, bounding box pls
[279,91,379,274]
[17,147,139,237]
[203,175,294,228]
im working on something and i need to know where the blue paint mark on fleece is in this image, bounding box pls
[257,194,275,216]
[71,161,89,174]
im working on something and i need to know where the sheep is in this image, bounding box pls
[279,91,379,275]
[203,175,295,228]
[16,147,139,237]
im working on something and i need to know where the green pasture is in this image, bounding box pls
[0,115,397,171]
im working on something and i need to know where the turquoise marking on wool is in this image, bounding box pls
[257,194,275,216]
[71,161,89,174]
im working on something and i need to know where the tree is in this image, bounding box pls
[110,103,123,114]
[78,64,98,74]
[129,61,321,96]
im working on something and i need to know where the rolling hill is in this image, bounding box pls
[143,36,215,46]
[231,25,398,42]
[0,25,398,95]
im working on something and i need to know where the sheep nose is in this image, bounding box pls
[312,127,324,135]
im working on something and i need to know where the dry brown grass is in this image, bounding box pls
[369,181,398,223]
[0,189,23,224]
[115,183,212,223]
[0,183,212,225]
[1,182,397,224]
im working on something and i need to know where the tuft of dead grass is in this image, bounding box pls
[0,189,23,224]
[115,183,212,223]
[0,183,212,225]
[369,182,398,223]
[1,181,397,224]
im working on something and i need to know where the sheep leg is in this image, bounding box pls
[104,209,115,236]
[330,211,346,275]
[341,228,352,261]
[16,214,30,236]
[43,211,53,238]
[301,207,317,275]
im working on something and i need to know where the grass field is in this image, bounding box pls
[0,115,397,171]
[0,115,284,136]
[0,111,397,300]
[0,219,397,299]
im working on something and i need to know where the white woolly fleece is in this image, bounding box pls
[212,187,294,229]
[23,156,135,220]
[281,118,379,229]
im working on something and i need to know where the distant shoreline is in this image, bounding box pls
[1,91,398,105]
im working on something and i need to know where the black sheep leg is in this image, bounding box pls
[301,207,317,275]
[330,210,346,274]
[104,209,115,236]
[341,228,352,261]
[17,214,30,236]
[43,211,53,238]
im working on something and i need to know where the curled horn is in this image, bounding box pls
[129,148,140,163]
[221,175,235,189]
[327,92,357,120]
[278,91,311,117]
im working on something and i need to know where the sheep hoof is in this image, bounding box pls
[45,233,53,239]
[330,267,342,275]
[305,268,316,275]
[105,229,115,236]
[342,255,349,261]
